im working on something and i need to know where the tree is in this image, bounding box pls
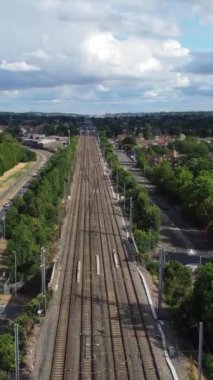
[121,136,136,151]
[0,333,15,371]
[8,216,37,269]
[193,263,213,350]
[134,229,159,253]
[0,370,12,380]
[143,123,152,140]
[164,261,192,309]
[142,205,161,232]
[197,196,213,226]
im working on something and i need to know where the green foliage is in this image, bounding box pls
[192,263,213,350]
[203,354,213,379]
[95,118,123,137]
[134,229,159,253]
[5,138,77,278]
[100,134,161,255]
[143,123,152,140]
[137,143,213,231]
[145,259,159,276]
[0,294,44,373]
[121,136,136,149]
[0,334,15,371]
[8,215,37,267]
[20,147,36,162]
[0,370,11,380]
[173,137,209,156]
[0,133,35,176]
[163,261,192,309]
[185,157,213,176]
[136,251,158,275]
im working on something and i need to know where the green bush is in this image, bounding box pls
[134,229,159,253]
[203,354,213,379]
[146,259,159,276]
[164,261,192,309]
[0,334,15,371]
[0,370,12,380]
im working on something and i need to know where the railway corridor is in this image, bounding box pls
[50,136,172,380]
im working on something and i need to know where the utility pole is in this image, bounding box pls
[14,323,19,380]
[129,197,133,238]
[68,129,70,145]
[40,247,46,315]
[124,182,126,213]
[198,322,203,380]
[64,180,66,197]
[158,248,164,315]
[116,170,119,200]
[64,180,67,214]
[2,212,5,240]
[58,197,61,238]
[13,251,17,297]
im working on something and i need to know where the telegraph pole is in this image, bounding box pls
[116,170,119,200]
[68,129,70,145]
[2,212,5,240]
[58,197,61,238]
[40,247,46,315]
[124,182,126,213]
[198,322,203,380]
[14,251,17,297]
[14,323,19,380]
[64,180,67,214]
[158,248,164,315]
[129,197,133,238]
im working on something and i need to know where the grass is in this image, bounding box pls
[0,162,33,191]
[188,357,207,380]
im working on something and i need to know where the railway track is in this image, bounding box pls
[50,136,171,380]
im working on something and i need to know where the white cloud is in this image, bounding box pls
[96,84,109,92]
[144,90,159,98]
[175,73,190,87]
[138,58,161,73]
[52,98,62,103]
[0,0,212,112]
[86,32,163,78]
[28,49,50,59]
[1,90,19,96]
[162,39,190,57]
[0,60,40,72]
[87,32,117,62]
[56,53,67,59]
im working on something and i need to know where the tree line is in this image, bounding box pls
[136,138,213,237]
[0,138,77,375]
[0,133,36,175]
[99,132,161,271]
[163,260,213,379]
[5,138,77,279]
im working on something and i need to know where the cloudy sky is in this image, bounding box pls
[0,0,212,114]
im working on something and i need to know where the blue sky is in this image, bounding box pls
[0,0,212,114]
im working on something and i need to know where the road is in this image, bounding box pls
[115,149,213,266]
[37,136,173,380]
